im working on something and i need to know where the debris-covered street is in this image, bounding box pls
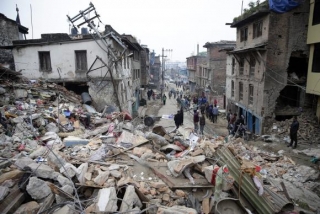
[0,76,318,214]
[1,0,320,214]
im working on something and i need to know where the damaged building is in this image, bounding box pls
[226,0,310,134]
[306,0,320,123]
[6,24,146,115]
[0,11,28,70]
[186,49,206,93]
[203,40,236,100]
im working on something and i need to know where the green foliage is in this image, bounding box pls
[232,0,269,23]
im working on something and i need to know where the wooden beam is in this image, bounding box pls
[0,185,25,213]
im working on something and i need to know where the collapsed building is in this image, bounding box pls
[226,0,311,135]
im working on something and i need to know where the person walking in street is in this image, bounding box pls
[193,110,200,133]
[226,109,232,128]
[147,90,152,100]
[199,113,205,135]
[212,105,219,123]
[180,106,184,125]
[162,94,167,105]
[174,110,181,129]
[208,105,213,122]
[214,98,218,106]
[288,116,299,149]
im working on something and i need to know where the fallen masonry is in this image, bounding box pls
[0,78,319,214]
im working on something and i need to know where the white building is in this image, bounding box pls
[11,32,139,114]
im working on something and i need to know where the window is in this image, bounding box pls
[232,58,235,75]
[39,51,52,71]
[250,55,256,76]
[239,57,244,75]
[313,0,320,25]
[249,84,254,105]
[231,80,234,97]
[239,82,243,100]
[240,27,248,42]
[75,50,87,71]
[134,51,140,61]
[312,43,320,73]
[253,21,263,38]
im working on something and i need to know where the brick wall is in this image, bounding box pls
[0,14,20,70]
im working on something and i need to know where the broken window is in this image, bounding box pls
[75,50,87,71]
[250,55,256,76]
[231,80,234,97]
[312,43,320,73]
[232,58,235,75]
[39,51,52,71]
[313,0,320,25]
[249,84,254,105]
[240,27,248,42]
[239,82,243,100]
[239,57,244,75]
[253,21,263,38]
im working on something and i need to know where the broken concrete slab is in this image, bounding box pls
[282,181,320,211]
[29,163,59,180]
[93,170,109,186]
[14,157,34,169]
[26,177,52,200]
[57,174,73,187]
[120,185,142,212]
[96,187,118,212]
[157,205,197,214]
[14,201,40,214]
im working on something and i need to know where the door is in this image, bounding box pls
[247,112,253,132]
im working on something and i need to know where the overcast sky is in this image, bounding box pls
[1,0,253,61]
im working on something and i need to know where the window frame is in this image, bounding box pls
[250,55,256,76]
[232,58,235,75]
[231,80,235,97]
[239,82,243,101]
[75,50,87,71]
[38,51,52,72]
[252,20,263,38]
[249,84,254,105]
[312,43,320,73]
[313,0,320,25]
[240,27,248,42]
[239,57,244,75]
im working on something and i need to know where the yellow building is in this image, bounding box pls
[306,0,320,122]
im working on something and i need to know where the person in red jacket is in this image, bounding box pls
[193,110,200,133]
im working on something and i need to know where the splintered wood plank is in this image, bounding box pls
[37,193,55,213]
[0,185,25,213]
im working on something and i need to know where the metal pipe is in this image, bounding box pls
[264,186,294,212]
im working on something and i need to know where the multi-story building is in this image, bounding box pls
[203,41,236,96]
[226,1,309,134]
[140,45,150,89]
[149,55,161,89]
[306,0,320,123]
[186,53,206,93]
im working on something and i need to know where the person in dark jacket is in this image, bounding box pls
[174,110,181,129]
[288,116,299,149]
[193,110,200,132]
[199,114,205,135]
[180,106,184,125]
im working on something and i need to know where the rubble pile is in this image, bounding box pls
[0,81,319,213]
[265,108,320,144]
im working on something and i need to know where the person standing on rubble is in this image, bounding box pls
[193,110,200,133]
[287,116,299,149]
[199,113,205,135]
[174,110,181,129]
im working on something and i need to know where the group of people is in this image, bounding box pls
[193,110,206,135]
[226,109,245,135]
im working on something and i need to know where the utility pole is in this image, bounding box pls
[161,48,166,98]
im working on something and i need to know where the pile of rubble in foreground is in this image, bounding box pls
[0,81,319,214]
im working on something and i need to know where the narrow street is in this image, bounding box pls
[153,82,229,137]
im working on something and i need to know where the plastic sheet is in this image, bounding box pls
[253,175,264,196]
[183,167,195,185]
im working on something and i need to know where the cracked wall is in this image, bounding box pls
[263,0,310,117]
